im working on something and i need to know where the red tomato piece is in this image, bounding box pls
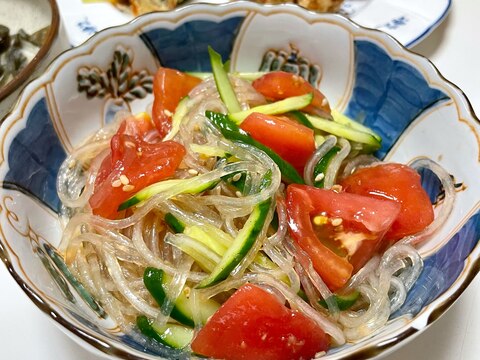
[240,112,315,174]
[286,185,400,289]
[191,283,329,360]
[252,71,331,118]
[89,114,185,219]
[152,68,202,138]
[340,163,434,242]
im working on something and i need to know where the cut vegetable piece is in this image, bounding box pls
[228,93,313,124]
[197,198,272,288]
[319,291,360,311]
[331,109,382,142]
[206,111,304,184]
[164,212,185,233]
[191,283,330,360]
[118,177,219,210]
[163,96,190,141]
[208,46,241,113]
[305,114,381,149]
[313,146,340,188]
[137,315,193,349]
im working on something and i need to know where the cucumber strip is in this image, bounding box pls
[164,212,185,233]
[197,198,272,288]
[184,225,229,256]
[208,46,241,113]
[190,143,227,158]
[118,177,219,211]
[288,109,315,129]
[313,146,340,188]
[143,268,194,327]
[331,109,382,142]
[167,234,221,272]
[206,111,305,184]
[305,113,381,149]
[163,96,190,141]
[143,268,220,326]
[228,93,313,124]
[137,315,193,349]
[319,291,360,311]
[187,71,265,82]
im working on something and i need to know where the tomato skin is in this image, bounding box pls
[191,283,329,360]
[152,68,202,138]
[252,71,331,118]
[340,163,434,242]
[89,115,185,219]
[240,112,315,174]
[286,185,400,289]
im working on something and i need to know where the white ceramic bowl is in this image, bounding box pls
[0,2,478,359]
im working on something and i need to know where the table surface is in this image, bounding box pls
[1,0,479,359]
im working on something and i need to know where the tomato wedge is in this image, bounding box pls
[152,68,202,138]
[89,114,185,219]
[252,71,331,118]
[340,163,434,242]
[240,112,315,174]
[191,283,329,360]
[286,185,400,289]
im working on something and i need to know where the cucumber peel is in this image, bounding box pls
[228,93,313,124]
[136,315,193,349]
[319,291,360,311]
[208,46,241,113]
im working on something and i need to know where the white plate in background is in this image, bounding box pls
[57,0,451,48]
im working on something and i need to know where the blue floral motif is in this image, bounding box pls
[383,16,409,30]
[139,17,244,71]
[3,97,66,212]
[77,17,98,36]
[345,40,450,159]
[393,211,480,318]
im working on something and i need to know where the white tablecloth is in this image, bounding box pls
[0,0,479,359]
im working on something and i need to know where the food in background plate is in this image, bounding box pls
[57,47,454,359]
[255,0,343,12]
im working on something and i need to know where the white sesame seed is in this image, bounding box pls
[124,141,135,148]
[331,184,343,193]
[331,218,343,227]
[232,173,242,182]
[235,191,243,197]
[120,174,130,185]
[321,98,328,107]
[164,109,173,117]
[314,173,325,182]
[111,179,122,188]
[68,160,76,169]
[122,184,135,192]
[188,169,199,176]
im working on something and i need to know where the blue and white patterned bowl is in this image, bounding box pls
[0,2,478,359]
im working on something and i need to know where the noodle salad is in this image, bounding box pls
[56,47,455,360]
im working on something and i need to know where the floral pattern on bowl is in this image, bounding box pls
[0,2,478,359]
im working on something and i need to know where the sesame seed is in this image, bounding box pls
[314,173,325,182]
[120,175,129,185]
[235,191,243,197]
[111,179,122,188]
[321,98,328,107]
[68,160,76,169]
[313,215,328,226]
[331,218,343,227]
[232,173,242,182]
[164,109,173,117]
[331,184,343,193]
[124,141,135,148]
[188,169,199,176]
[122,184,135,192]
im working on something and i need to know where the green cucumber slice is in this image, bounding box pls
[319,291,360,311]
[163,96,190,141]
[197,198,272,288]
[208,46,241,113]
[305,114,381,149]
[136,315,193,349]
[331,109,382,142]
[118,178,219,211]
[228,93,313,124]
